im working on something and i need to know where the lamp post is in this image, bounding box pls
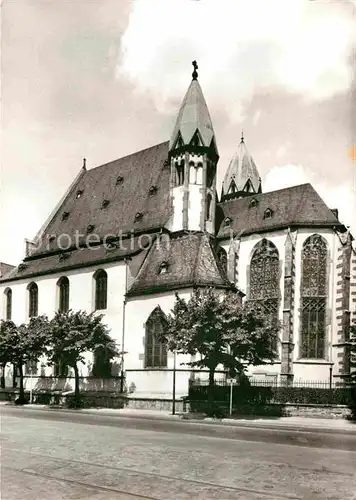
[172,351,177,415]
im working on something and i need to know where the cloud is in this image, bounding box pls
[118,0,355,121]
[264,164,356,235]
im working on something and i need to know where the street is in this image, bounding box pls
[1,407,356,500]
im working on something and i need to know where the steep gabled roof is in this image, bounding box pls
[127,232,234,296]
[221,135,261,199]
[217,183,343,238]
[30,142,172,256]
[0,263,15,279]
[169,79,216,152]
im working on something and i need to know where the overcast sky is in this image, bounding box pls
[1,0,355,265]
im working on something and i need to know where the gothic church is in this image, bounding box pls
[1,63,355,398]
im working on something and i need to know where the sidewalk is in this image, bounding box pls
[6,403,355,434]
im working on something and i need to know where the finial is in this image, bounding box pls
[240,130,244,143]
[192,60,198,80]
[82,158,86,170]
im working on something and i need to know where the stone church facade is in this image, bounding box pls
[1,64,355,398]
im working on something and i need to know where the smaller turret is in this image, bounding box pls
[221,132,261,202]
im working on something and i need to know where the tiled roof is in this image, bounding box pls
[31,142,172,256]
[217,183,343,238]
[169,79,216,151]
[0,263,16,279]
[127,232,234,296]
[0,236,155,283]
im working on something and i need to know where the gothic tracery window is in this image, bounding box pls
[300,234,327,359]
[4,288,12,320]
[249,239,280,348]
[206,193,212,221]
[217,247,228,276]
[145,307,167,368]
[175,160,185,186]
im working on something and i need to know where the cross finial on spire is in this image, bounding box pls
[192,60,198,80]
[82,158,86,169]
[240,130,244,143]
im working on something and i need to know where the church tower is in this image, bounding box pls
[168,61,219,234]
[221,133,261,201]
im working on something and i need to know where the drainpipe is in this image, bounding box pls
[120,258,129,393]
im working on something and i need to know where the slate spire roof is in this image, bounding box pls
[221,132,261,201]
[169,62,217,153]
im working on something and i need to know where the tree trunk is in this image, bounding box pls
[73,363,80,399]
[18,363,25,403]
[12,363,17,388]
[207,367,215,412]
[0,363,5,389]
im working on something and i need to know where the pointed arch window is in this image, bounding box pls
[57,277,70,313]
[206,193,212,221]
[94,270,107,310]
[4,288,12,320]
[145,307,167,368]
[217,247,228,276]
[300,234,327,359]
[174,159,185,186]
[27,282,38,318]
[248,239,280,349]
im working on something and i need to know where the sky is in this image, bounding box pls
[1,0,355,265]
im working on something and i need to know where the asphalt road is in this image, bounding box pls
[1,407,356,500]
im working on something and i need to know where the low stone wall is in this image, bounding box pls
[283,404,351,419]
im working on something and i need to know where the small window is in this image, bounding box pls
[76,189,84,199]
[59,253,70,262]
[62,211,70,221]
[149,186,157,195]
[48,235,55,242]
[159,262,169,274]
[101,199,110,209]
[18,263,27,272]
[86,224,95,233]
[249,198,258,208]
[116,176,124,185]
[163,159,170,167]
[223,217,232,228]
[134,212,143,222]
[264,208,273,219]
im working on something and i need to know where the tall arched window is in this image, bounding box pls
[4,288,12,320]
[27,282,38,318]
[300,234,327,359]
[145,306,167,368]
[217,247,228,276]
[206,193,212,221]
[249,239,280,329]
[94,270,107,310]
[57,277,70,313]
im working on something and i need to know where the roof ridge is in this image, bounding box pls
[87,141,169,173]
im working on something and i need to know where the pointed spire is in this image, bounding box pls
[221,132,261,201]
[169,62,217,154]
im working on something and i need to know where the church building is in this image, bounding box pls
[1,62,355,398]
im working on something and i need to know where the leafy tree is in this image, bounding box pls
[47,310,118,401]
[0,317,50,403]
[159,288,279,407]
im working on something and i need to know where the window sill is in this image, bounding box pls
[294,359,332,364]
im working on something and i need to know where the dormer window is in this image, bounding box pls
[149,185,157,195]
[59,253,70,262]
[48,235,55,243]
[134,212,143,222]
[163,159,170,167]
[86,224,95,233]
[264,208,273,220]
[223,217,232,228]
[18,263,27,272]
[159,261,169,274]
[76,189,84,199]
[62,211,70,221]
[101,199,110,209]
[116,176,124,185]
[249,198,258,208]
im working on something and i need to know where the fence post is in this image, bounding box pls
[229,379,233,416]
